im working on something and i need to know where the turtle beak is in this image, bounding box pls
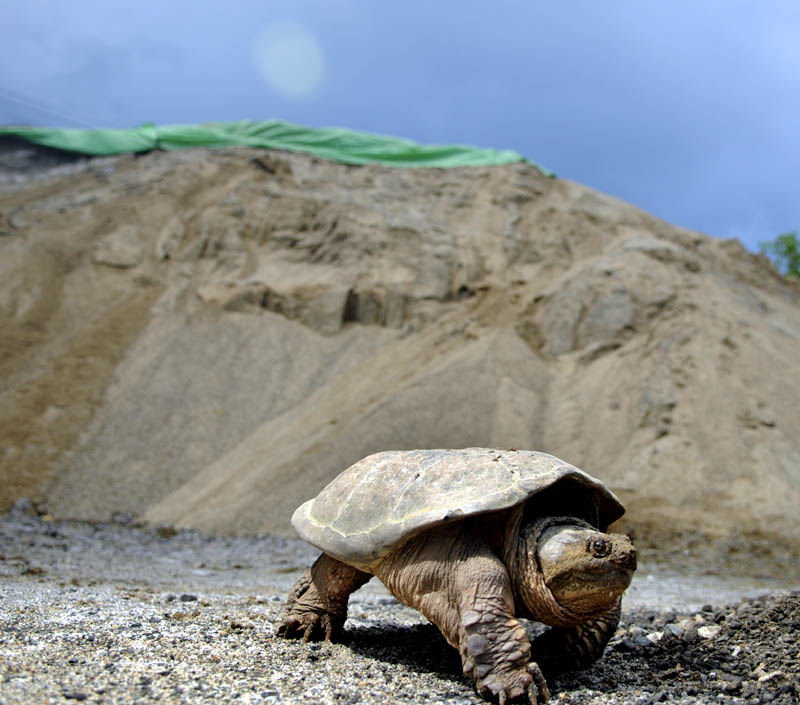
[586,533,636,585]
[602,534,636,573]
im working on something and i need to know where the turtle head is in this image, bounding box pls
[513,517,636,625]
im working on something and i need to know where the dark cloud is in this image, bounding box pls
[1,0,797,249]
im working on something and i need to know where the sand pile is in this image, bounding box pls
[1,145,798,575]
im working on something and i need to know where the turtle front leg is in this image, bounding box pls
[529,602,621,676]
[375,529,549,704]
[277,553,371,642]
[453,554,550,704]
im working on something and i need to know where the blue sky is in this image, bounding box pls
[2,1,798,252]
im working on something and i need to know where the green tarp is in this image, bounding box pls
[0,119,551,174]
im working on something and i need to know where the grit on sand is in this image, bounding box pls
[1,504,798,705]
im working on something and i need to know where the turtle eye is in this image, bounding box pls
[587,536,612,558]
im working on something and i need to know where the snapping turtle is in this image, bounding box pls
[277,448,636,704]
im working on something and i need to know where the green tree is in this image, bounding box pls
[760,231,800,277]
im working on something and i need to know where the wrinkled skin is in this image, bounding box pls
[278,515,636,704]
[277,553,370,642]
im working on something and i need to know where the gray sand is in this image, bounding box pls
[1,504,797,705]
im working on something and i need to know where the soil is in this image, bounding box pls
[1,140,800,704]
[1,502,797,705]
[1,143,799,580]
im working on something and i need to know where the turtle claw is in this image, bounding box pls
[477,664,548,704]
[526,662,549,704]
[302,622,315,642]
[526,683,539,705]
[276,610,342,643]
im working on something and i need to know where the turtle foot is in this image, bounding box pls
[277,555,371,643]
[276,608,343,643]
[477,662,550,705]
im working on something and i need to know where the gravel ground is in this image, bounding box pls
[1,502,798,705]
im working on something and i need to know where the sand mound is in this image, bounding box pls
[1,146,798,575]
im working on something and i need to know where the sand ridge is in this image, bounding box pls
[1,144,798,576]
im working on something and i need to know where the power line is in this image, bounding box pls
[0,84,99,128]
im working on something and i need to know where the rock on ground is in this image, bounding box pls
[1,506,798,705]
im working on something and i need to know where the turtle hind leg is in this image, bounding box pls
[277,553,371,642]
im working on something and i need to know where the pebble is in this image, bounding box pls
[697,624,722,639]
[662,623,684,639]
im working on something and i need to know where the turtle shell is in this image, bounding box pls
[291,448,625,567]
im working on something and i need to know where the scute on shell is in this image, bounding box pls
[291,448,625,568]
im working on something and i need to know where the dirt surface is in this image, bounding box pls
[1,503,798,705]
[1,143,799,580]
